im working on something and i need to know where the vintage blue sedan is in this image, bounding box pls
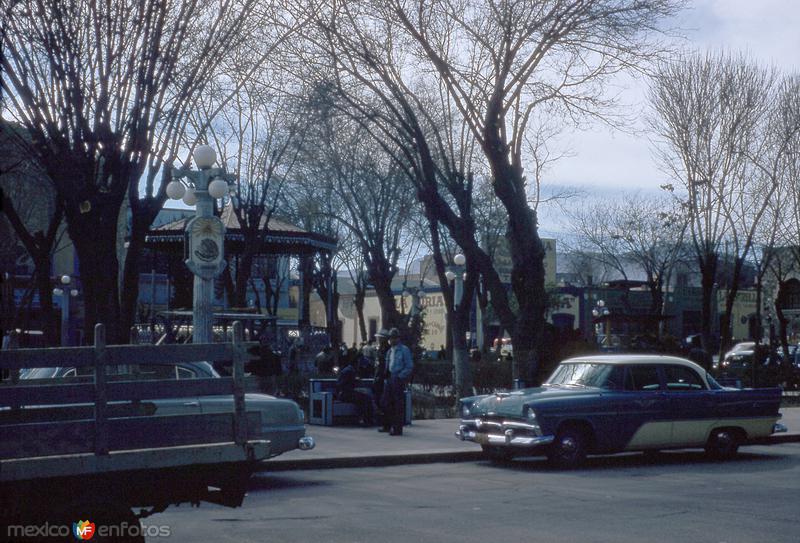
[455,355,786,467]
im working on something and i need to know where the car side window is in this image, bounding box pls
[624,366,661,391]
[604,365,625,390]
[176,366,197,380]
[664,365,705,391]
[136,364,179,380]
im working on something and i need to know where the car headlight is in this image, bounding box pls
[526,407,541,434]
[461,402,472,418]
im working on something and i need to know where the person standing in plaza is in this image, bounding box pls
[373,329,391,432]
[381,328,413,436]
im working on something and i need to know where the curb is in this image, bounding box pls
[751,433,800,445]
[259,450,485,472]
[259,434,800,472]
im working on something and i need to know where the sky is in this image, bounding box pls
[538,0,800,237]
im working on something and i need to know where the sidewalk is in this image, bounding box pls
[263,407,800,471]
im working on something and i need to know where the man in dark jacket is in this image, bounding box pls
[335,362,374,426]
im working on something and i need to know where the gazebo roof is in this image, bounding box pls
[145,204,337,254]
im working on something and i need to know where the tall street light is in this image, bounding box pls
[446,253,472,397]
[445,253,466,310]
[592,299,610,348]
[52,274,78,346]
[166,145,234,343]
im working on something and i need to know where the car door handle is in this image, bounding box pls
[183,401,200,407]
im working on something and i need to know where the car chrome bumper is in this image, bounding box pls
[298,436,316,450]
[455,420,554,448]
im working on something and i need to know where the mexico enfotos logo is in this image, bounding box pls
[6,520,171,539]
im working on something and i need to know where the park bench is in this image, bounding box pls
[308,377,411,426]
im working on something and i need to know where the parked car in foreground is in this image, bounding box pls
[21,362,314,458]
[456,355,785,468]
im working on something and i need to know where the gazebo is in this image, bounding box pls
[143,205,337,350]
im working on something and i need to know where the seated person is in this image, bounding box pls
[315,346,335,374]
[335,362,374,426]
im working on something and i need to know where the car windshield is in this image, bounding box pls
[545,363,619,389]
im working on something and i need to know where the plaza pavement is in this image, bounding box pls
[263,407,800,471]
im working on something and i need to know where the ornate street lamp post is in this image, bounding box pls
[446,253,472,395]
[445,253,466,311]
[165,145,233,343]
[52,274,78,346]
[592,299,610,348]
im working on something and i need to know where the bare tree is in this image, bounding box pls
[191,62,307,308]
[769,74,800,360]
[0,123,63,344]
[296,5,503,394]
[300,112,416,332]
[379,0,679,381]
[336,231,371,343]
[1,0,307,342]
[650,52,792,361]
[568,193,688,333]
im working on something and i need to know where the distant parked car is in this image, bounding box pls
[456,355,785,468]
[21,362,314,458]
[717,344,782,388]
[720,342,756,366]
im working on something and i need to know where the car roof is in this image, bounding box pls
[560,354,707,373]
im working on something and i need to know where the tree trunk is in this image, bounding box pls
[234,251,256,308]
[221,264,235,309]
[648,279,664,337]
[371,269,402,331]
[698,252,718,370]
[299,255,313,329]
[67,209,122,344]
[482,120,546,385]
[119,223,148,344]
[354,288,367,343]
[451,301,472,399]
[508,212,547,385]
[34,255,57,346]
[720,257,745,358]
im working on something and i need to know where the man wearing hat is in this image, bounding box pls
[373,329,391,431]
[381,327,413,436]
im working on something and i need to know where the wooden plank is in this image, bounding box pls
[0,412,262,459]
[0,403,149,426]
[0,379,234,407]
[232,322,247,445]
[94,324,108,455]
[0,440,270,482]
[0,347,96,369]
[0,383,95,406]
[0,342,258,370]
[102,343,236,365]
[107,378,233,401]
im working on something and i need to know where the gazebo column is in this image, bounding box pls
[298,254,312,336]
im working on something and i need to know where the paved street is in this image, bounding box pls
[152,442,800,543]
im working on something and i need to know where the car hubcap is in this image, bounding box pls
[560,436,577,454]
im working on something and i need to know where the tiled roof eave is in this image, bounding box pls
[145,231,336,251]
